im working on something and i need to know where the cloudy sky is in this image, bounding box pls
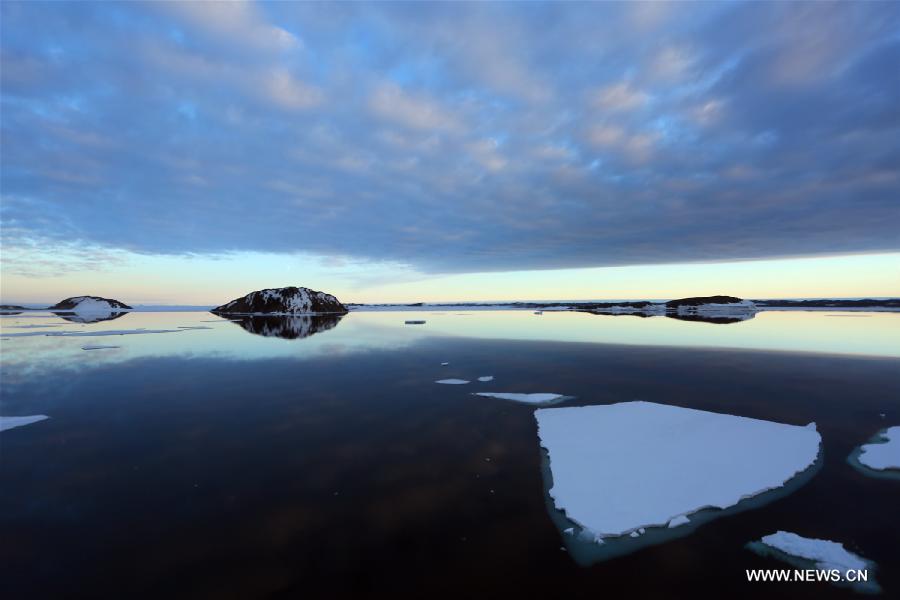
[1,1,898,304]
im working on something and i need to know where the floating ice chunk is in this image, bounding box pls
[81,344,121,350]
[535,402,820,538]
[668,515,690,528]
[477,376,494,382]
[749,531,879,592]
[0,415,49,432]
[849,426,900,473]
[436,379,470,385]
[441,362,449,366]
[629,531,639,538]
[475,392,566,405]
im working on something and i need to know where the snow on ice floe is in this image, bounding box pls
[848,426,900,476]
[436,379,470,385]
[748,531,879,593]
[81,344,121,350]
[474,392,566,405]
[536,401,821,564]
[477,376,494,382]
[0,415,49,432]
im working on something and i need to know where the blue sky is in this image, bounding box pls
[1,1,898,304]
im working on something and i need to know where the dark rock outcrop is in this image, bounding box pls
[665,295,746,309]
[211,286,348,315]
[47,296,132,310]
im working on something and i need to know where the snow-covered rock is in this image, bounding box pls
[535,401,820,538]
[211,286,347,315]
[0,415,49,432]
[665,295,757,315]
[854,426,900,471]
[48,296,132,312]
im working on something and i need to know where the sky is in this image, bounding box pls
[1,1,899,305]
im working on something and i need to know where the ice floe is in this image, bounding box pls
[477,376,494,382]
[436,379,470,385]
[0,415,49,432]
[747,531,879,593]
[474,392,566,405]
[848,426,900,477]
[535,401,821,563]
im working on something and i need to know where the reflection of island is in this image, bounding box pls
[224,314,344,339]
[665,313,755,325]
[52,311,128,324]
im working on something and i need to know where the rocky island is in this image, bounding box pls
[46,296,132,323]
[47,296,132,311]
[211,286,348,315]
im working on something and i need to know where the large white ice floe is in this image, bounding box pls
[0,415,49,432]
[848,426,900,476]
[748,531,879,593]
[436,379,469,385]
[474,392,566,405]
[535,401,821,563]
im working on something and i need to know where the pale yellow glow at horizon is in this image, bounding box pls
[1,252,898,305]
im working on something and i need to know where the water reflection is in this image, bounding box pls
[52,311,128,324]
[665,313,755,325]
[223,314,345,339]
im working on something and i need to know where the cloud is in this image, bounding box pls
[1,1,898,275]
[369,81,463,133]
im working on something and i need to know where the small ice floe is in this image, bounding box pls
[474,392,566,405]
[537,401,821,565]
[0,415,49,432]
[477,376,494,382]
[748,531,879,593]
[441,362,449,366]
[405,320,426,325]
[848,426,900,477]
[668,515,690,528]
[436,379,470,385]
[81,344,121,351]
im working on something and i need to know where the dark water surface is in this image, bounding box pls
[1,311,898,599]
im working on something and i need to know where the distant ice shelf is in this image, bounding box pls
[474,392,566,405]
[747,531,879,593]
[535,401,821,560]
[0,415,49,432]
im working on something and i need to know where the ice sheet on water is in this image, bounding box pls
[747,531,879,593]
[0,415,49,432]
[535,401,821,564]
[474,392,566,405]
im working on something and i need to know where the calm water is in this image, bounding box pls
[1,310,899,599]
